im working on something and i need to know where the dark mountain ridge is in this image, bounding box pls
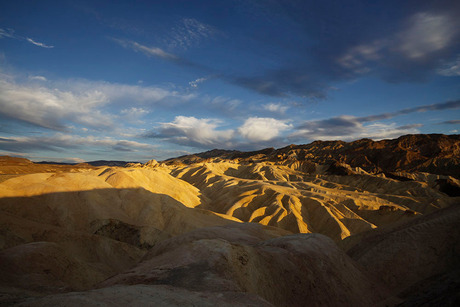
[165,134,460,178]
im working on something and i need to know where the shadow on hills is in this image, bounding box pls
[0,188,241,299]
[0,187,238,250]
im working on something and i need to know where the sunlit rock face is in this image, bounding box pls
[0,134,459,306]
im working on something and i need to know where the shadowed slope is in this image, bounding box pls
[99,223,393,307]
[341,205,460,305]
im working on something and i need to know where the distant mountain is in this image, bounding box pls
[35,161,76,165]
[35,160,139,167]
[164,134,460,178]
[85,160,138,167]
[0,156,33,165]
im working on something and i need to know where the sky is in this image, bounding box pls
[0,0,459,163]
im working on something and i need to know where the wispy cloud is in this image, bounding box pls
[356,100,460,122]
[28,75,47,81]
[397,12,456,60]
[292,117,422,141]
[263,103,289,114]
[120,107,149,123]
[0,74,195,131]
[0,133,156,153]
[436,119,460,125]
[227,3,460,98]
[112,38,205,69]
[396,123,423,130]
[189,77,207,88]
[25,37,54,48]
[293,99,460,141]
[112,38,177,60]
[336,12,460,79]
[166,18,218,50]
[437,55,460,76]
[0,28,54,48]
[0,28,15,39]
[0,77,110,130]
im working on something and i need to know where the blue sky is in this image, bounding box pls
[0,0,459,162]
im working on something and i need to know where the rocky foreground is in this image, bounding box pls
[0,134,459,306]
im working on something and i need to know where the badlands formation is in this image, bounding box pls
[0,134,459,306]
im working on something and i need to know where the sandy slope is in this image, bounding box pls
[169,161,457,241]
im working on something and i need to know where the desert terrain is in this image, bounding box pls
[0,134,459,306]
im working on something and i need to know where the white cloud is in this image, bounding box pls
[360,122,421,140]
[120,107,149,122]
[0,28,15,39]
[0,28,54,48]
[238,117,292,142]
[263,103,289,114]
[398,12,456,59]
[113,38,178,60]
[152,116,293,149]
[337,40,385,74]
[0,77,111,130]
[206,96,242,112]
[87,81,194,103]
[121,107,149,116]
[0,74,195,131]
[130,41,177,60]
[337,12,459,73]
[26,37,54,48]
[437,55,460,76]
[292,116,422,141]
[28,75,47,81]
[157,116,234,147]
[189,77,207,88]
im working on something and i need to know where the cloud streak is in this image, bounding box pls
[437,55,460,76]
[436,119,460,125]
[0,28,54,48]
[356,100,460,122]
[112,38,206,69]
[26,37,54,48]
[112,38,177,60]
[0,133,156,153]
[294,99,460,141]
[292,117,422,142]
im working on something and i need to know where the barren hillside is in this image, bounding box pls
[0,134,459,306]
